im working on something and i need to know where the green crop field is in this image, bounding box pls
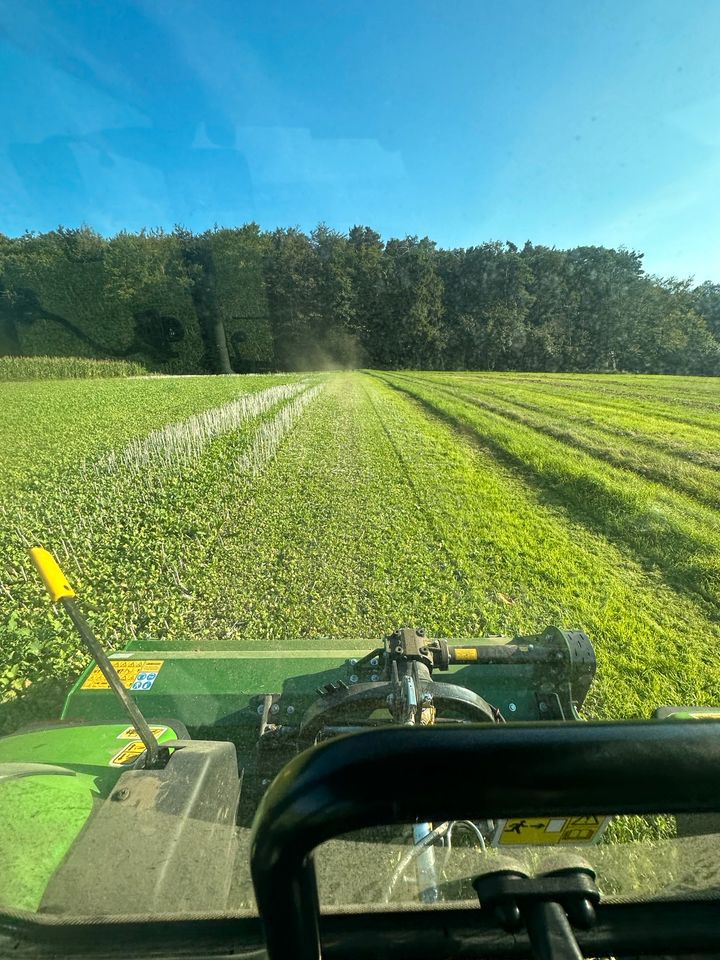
[2,370,720,735]
[0,356,150,382]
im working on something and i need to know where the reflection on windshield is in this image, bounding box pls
[313,821,720,910]
[3,816,720,918]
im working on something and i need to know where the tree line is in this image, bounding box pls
[1,224,719,374]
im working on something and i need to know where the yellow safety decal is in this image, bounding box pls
[453,648,478,662]
[493,815,611,846]
[109,741,147,767]
[117,725,168,740]
[81,659,164,691]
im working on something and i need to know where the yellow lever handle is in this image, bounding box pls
[29,547,76,602]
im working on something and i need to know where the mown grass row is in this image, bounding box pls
[384,373,720,613]
[396,374,720,508]
[419,371,720,448]
[0,355,149,381]
[419,371,720,437]
[459,371,720,412]
[441,372,720,496]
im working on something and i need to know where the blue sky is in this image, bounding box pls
[1,0,719,281]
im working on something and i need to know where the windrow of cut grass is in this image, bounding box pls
[461,371,720,413]
[417,372,720,461]
[395,375,720,509]
[383,373,720,612]
[366,375,720,719]
[419,371,720,440]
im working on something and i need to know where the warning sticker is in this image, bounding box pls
[109,741,148,767]
[81,659,164,691]
[493,815,611,847]
[117,725,167,740]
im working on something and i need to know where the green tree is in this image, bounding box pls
[520,244,580,370]
[348,225,384,365]
[375,236,445,368]
[692,282,720,341]
[310,224,360,367]
[564,246,645,371]
[439,242,532,369]
[200,225,272,372]
[175,228,232,374]
[264,228,322,370]
[634,278,720,375]
[105,229,201,371]
[0,228,115,359]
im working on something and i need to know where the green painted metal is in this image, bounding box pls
[64,651,369,733]
[62,643,545,737]
[0,724,180,794]
[0,723,183,913]
[0,630,585,916]
[125,636,379,652]
[0,773,95,912]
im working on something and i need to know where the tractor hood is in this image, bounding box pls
[0,722,216,915]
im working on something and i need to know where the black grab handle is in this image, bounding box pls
[250,720,720,960]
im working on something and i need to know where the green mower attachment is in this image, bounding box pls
[3,549,720,960]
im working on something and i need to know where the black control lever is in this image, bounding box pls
[473,862,599,960]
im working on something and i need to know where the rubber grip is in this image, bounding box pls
[29,547,76,602]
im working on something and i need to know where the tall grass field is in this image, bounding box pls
[0,355,149,381]
[2,370,719,735]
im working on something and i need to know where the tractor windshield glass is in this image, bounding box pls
[4,818,720,919]
[3,0,720,943]
[314,821,720,910]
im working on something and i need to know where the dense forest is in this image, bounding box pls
[1,224,719,374]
